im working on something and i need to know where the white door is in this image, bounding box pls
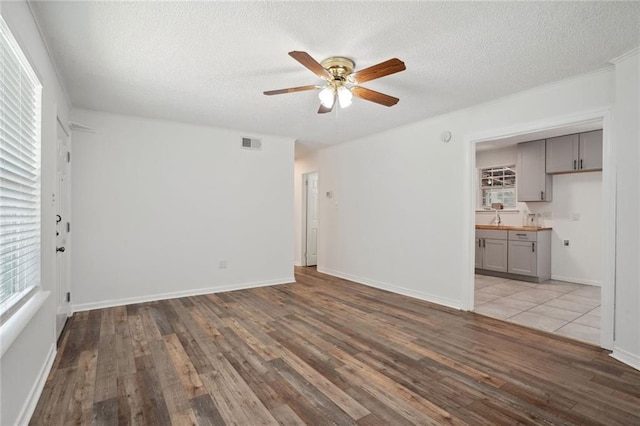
[305,172,319,266]
[55,120,71,339]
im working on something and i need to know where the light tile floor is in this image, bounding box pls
[474,274,601,345]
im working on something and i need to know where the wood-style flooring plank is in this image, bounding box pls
[31,266,640,425]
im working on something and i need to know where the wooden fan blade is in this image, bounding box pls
[351,86,399,107]
[350,58,406,84]
[289,51,332,80]
[263,85,320,96]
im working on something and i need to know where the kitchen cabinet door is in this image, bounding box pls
[517,140,552,201]
[475,238,483,269]
[579,130,603,171]
[483,239,508,272]
[546,134,579,173]
[508,240,537,276]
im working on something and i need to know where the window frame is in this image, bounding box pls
[477,163,517,211]
[0,15,43,324]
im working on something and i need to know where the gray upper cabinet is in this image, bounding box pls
[546,134,579,173]
[579,130,603,171]
[517,140,552,202]
[546,130,602,174]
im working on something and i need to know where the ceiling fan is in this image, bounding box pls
[263,51,406,114]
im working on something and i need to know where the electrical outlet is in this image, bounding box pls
[571,212,580,221]
[563,240,570,247]
[543,211,552,220]
[218,260,227,269]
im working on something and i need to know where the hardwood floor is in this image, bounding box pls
[32,267,640,425]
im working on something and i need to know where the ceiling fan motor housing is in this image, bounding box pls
[321,57,355,82]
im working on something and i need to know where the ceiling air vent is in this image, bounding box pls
[241,137,262,150]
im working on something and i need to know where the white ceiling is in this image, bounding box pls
[32,2,640,154]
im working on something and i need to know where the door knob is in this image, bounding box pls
[56,246,65,253]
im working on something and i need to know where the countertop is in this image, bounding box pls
[475,225,552,231]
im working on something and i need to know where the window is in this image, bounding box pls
[0,16,42,320]
[479,165,516,209]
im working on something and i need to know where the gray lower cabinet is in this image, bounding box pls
[476,229,551,282]
[475,238,483,269]
[475,229,508,273]
[508,240,537,276]
[483,239,508,272]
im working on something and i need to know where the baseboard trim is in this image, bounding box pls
[611,347,640,372]
[16,343,56,426]
[551,275,601,287]
[72,277,296,312]
[317,267,461,310]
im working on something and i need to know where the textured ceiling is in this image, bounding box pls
[32,2,640,151]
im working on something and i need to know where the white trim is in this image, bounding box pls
[463,108,615,349]
[611,347,640,372]
[550,275,601,287]
[15,343,56,426]
[600,112,615,350]
[25,1,72,109]
[301,173,309,266]
[71,277,295,312]
[0,291,50,357]
[317,267,462,311]
[609,46,640,64]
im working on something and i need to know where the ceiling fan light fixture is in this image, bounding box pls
[337,86,352,108]
[318,86,335,108]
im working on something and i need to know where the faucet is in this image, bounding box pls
[490,202,503,226]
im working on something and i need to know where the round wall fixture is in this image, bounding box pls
[441,131,452,143]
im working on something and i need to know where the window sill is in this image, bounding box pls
[0,290,50,358]
[475,209,520,213]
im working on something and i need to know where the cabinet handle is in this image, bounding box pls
[532,242,535,253]
[479,239,482,248]
[573,159,577,170]
[540,191,544,200]
[483,239,486,248]
[580,159,583,169]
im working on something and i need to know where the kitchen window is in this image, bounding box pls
[479,165,516,209]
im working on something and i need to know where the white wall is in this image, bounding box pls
[0,2,70,425]
[70,109,295,310]
[611,50,640,369]
[475,147,603,286]
[293,151,319,266]
[317,68,614,310]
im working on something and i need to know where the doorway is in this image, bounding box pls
[55,118,71,339]
[302,172,319,266]
[464,110,615,349]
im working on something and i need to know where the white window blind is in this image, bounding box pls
[479,165,516,209]
[0,16,42,318]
